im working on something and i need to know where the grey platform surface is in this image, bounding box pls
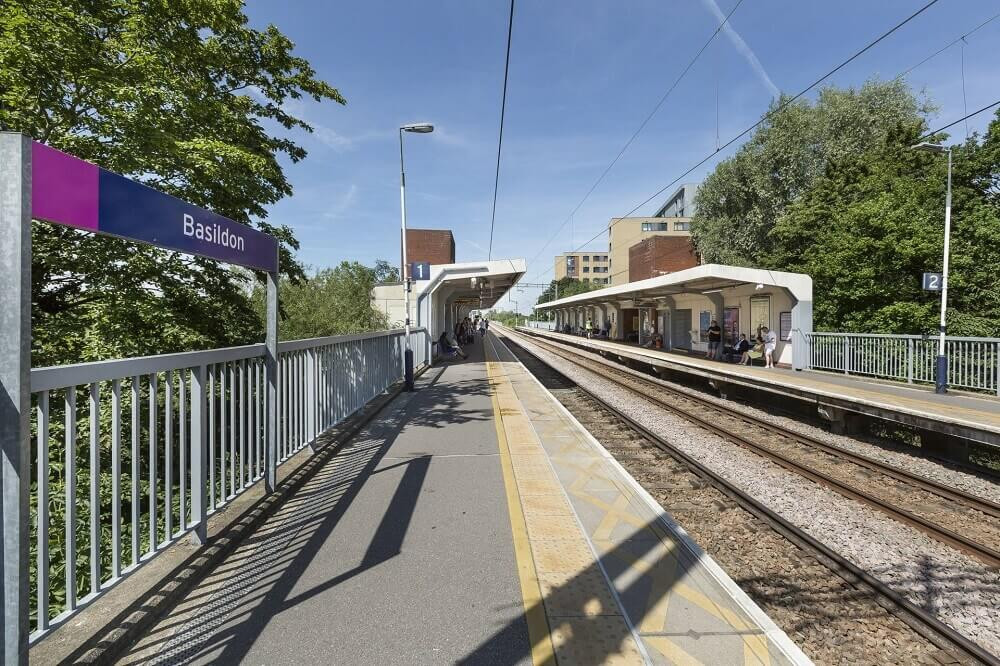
[118,341,531,665]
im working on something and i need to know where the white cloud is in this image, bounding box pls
[323,183,358,220]
[700,0,780,99]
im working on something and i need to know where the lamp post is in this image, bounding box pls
[399,122,434,391]
[911,141,952,394]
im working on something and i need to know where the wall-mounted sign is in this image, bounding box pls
[31,142,278,272]
[409,261,431,280]
[922,272,943,291]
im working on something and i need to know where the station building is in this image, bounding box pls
[535,264,813,369]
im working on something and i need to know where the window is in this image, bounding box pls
[641,222,669,232]
[750,296,771,338]
[583,255,590,261]
[780,312,792,341]
[674,221,690,231]
[583,266,590,272]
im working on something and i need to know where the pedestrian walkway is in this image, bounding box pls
[114,333,807,665]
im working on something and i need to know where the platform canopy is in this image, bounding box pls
[534,264,811,310]
[413,258,526,338]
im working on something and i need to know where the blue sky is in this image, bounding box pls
[244,0,1000,310]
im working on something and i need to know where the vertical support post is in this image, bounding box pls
[190,364,207,543]
[907,338,914,384]
[0,132,31,664]
[265,269,279,493]
[306,348,316,454]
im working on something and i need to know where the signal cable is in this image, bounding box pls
[526,0,942,282]
[523,0,747,273]
[488,0,515,261]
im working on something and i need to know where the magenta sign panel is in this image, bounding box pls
[30,142,278,272]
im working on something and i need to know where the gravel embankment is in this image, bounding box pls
[505,329,1000,656]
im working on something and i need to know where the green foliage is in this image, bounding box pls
[536,277,603,310]
[1,0,344,363]
[691,79,929,266]
[254,262,392,340]
[770,113,1000,336]
[488,309,522,327]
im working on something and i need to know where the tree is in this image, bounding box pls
[1,0,344,363]
[536,277,602,307]
[691,79,930,266]
[255,262,392,340]
[373,259,401,283]
[770,114,1000,336]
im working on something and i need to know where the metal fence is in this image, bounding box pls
[806,332,1000,395]
[525,320,555,331]
[28,327,428,640]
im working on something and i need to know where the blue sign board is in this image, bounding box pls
[409,261,431,280]
[922,272,943,291]
[32,141,279,273]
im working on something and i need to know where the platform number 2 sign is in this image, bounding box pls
[922,272,943,291]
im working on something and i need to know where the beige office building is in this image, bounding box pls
[607,217,693,286]
[553,251,611,285]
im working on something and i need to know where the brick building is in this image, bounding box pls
[402,229,455,278]
[628,235,699,282]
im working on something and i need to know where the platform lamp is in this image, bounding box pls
[910,141,952,394]
[399,122,434,391]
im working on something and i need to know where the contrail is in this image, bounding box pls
[700,0,780,98]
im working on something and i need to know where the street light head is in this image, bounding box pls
[401,123,434,133]
[910,141,947,154]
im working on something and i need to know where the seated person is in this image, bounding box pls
[641,332,663,349]
[731,333,750,361]
[741,336,764,366]
[438,330,467,359]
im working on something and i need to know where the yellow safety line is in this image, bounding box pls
[486,354,557,666]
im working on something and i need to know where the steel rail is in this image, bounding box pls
[514,328,1000,569]
[500,328,1000,666]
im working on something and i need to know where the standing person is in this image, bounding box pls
[707,319,722,361]
[585,318,594,339]
[479,318,486,337]
[763,326,777,368]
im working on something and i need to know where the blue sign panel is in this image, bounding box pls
[97,169,279,272]
[409,261,431,280]
[922,272,942,291]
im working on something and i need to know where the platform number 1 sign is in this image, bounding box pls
[922,272,943,291]
[409,261,431,280]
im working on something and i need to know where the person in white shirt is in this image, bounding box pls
[762,326,777,368]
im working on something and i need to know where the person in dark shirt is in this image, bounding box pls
[733,333,750,362]
[707,320,722,360]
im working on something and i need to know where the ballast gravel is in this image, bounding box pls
[510,331,1000,656]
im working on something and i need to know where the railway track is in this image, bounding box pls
[494,328,999,666]
[510,327,1000,570]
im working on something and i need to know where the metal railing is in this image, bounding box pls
[28,328,428,640]
[525,320,555,330]
[806,332,1000,395]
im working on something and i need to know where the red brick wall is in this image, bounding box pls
[628,236,698,282]
[402,229,455,277]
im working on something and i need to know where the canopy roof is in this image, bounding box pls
[417,259,526,309]
[535,264,812,310]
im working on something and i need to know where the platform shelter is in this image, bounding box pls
[535,264,813,370]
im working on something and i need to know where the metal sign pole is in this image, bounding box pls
[0,132,31,665]
[265,268,279,492]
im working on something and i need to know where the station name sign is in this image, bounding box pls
[30,141,279,273]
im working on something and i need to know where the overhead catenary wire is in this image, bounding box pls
[526,0,943,283]
[487,0,515,261]
[523,0,748,274]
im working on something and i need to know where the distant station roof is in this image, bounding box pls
[534,264,812,309]
[417,258,526,309]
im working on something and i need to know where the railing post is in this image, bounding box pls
[306,348,316,451]
[996,342,1000,397]
[265,269,279,493]
[843,336,850,375]
[0,133,30,663]
[907,338,914,384]
[0,132,31,664]
[190,364,207,543]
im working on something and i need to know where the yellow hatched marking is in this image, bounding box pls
[486,360,556,666]
[643,636,704,666]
